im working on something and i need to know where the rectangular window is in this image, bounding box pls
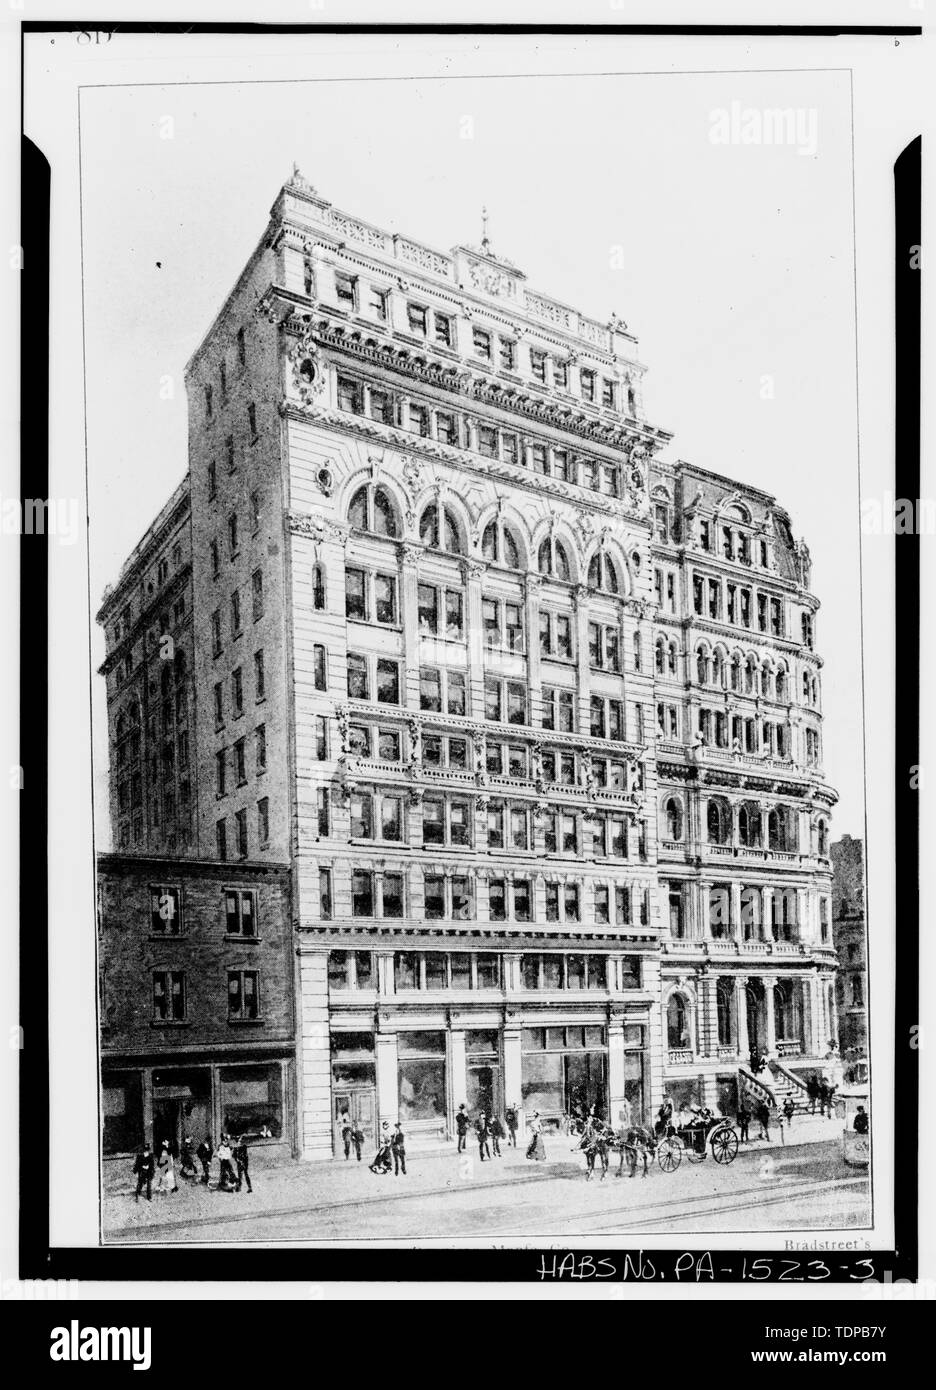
[254,649,265,701]
[510,805,529,851]
[214,682,224,726]
[337,375,364,414]
[235,737,246,785]
[420,666,442,712]
[232,666,244,715]
[499,337,516,370]
[251,569,263,620]
[434,312,453,347]
[216,748,227,797]
[447,671,466,715]
[407,302,428,335]
[418,583,439,634]
[228,969,260,1021]
[347,652,368,700]
[484,676,502,722]
[352,870,374,917]
[383,872,404,919]
[230,589,242,638]
[376,660,400,704]
[530,349,547,382]
[149,885,183,935]
[153,970,185,1022]
[594,885,610,925]
[319,867,332,920]
[216,819,227,860]
[375,574,397,625]
[314,714,327,760]
[247,403,258,441]
[489,879,506,921]
[211,610,222,657]
[235,808,248,858]
[424,875,445,921]
[335,272,357,307]
[472,327,492,361]
[381,795,403,842]
[437,412,457,445]
[409,403,430,437]
[378,729,400,761]
[369,287,388,321]
[507,682,527,725]
[350,792,373,840]
[601,378,615,409]
[255,723,267,772]
[478,425,498,458]
[580,368,596,402]
[345,568,367,620]
[225,889,257,937]
[502,433,519,465]
[513,880,531,922]
[487,803,504,851]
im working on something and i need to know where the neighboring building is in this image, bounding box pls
[96,480,195,856]
[96,169,838,1160]
[98,854,296,1158]
[831,834,867,1057]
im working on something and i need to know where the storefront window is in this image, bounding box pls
[102,1072,143,1154]
[220,1064,282,1140]
[331,1032,376,1088]
[398,1031,446,1122]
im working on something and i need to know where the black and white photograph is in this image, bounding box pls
[9,14,930,1311]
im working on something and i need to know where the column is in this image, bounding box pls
[762,974,778,1055]
[449,1029,468,1121]
[400,545,420,710]
[643,956,665,1116]
[608,1016,627,1124]
[298,946,333,1159]
[142,1068,154,1148]
[573,583,590,735]
[730,881,743,940]
[525,573,543,727]
[462,559,486,718]
[698,972,718,1057]
[502,952,523,993]
[503,1025,523,1129]
[796,887,808,942]
[761,886,774,941]
[376,950,396,997]
[375,1032,398,1129]
[735,976,750,1059]
[826,974,839,1049]
[698,879,711,939]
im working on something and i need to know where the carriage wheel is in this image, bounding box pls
[657,1136,682,1173]
[711,1126,740,1165]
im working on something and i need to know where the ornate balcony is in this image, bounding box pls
[667,1048,694,1066]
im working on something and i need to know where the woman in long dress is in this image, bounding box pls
[525,1110,546,1161]
[156,1141,177,1195]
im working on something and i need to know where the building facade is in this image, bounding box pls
[98,854,296,1158]
[831,835,867,1058]
[97,169,838,1159]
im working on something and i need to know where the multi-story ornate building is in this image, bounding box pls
[97,169,838,1159]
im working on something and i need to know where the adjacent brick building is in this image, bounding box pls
[98,854,296,1157]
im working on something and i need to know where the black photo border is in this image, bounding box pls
[19,19,920,1287]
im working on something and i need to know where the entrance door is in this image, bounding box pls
[152,1099,182,1157]
[467,1064,498,1120]
[332,1089,376,1156]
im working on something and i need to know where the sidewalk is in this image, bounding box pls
[103,1114,843,1238]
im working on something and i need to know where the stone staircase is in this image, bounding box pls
[739,1058,811,1113]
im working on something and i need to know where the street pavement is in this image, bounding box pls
[104,1114,868,1243]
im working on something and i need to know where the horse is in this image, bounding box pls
[576,1127,610,1181]
[617,1124,657,1178]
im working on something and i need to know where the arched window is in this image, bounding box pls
[740,886,760,940]
[716,980,733,1046]
[667,643,677,676]
[655,638,665,674]
[312,563,326,611]
[696,648,709,686]
[745,657,757,694]
[482,519,521,569]
[667,994,690,1050]
[817,819,828,856]
[348,483,399,538]
[775,664,787,701]
[738,802,762,848]
[587,552,620,594]
[709,885,730,938]
[730,654,742,692]
[712,649,724,687]
[664,797,683,840]
[707,798,731,845]
[760,663,773,698]
[420,503,464,555]
[768,806,794,852]
[537,536,571,581]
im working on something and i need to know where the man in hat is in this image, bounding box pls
[475,1111,491,1161]
[132,1143,156,1203]
[196,1134,214,1186]
[489,1112,505,1157]
[505,1102,519,1147]
[391,1121,407,1176]
[232,1135,253,1193]
[455,1102,470,1153]
[853,1105,869,1135]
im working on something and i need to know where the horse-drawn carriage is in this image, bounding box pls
[573,1109,740,1179]
[654,1112,740,1172]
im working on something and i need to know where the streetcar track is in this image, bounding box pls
[487,1176,869,1237]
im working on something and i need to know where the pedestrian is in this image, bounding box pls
[391,1122,407,1176]
[490,1114,505,1157]
[196,1135,214,1185]
[618,1097,633,1131]
[370,1122,393,1174]
[806,1076,820,1115]
[340,1111,352,1160]
[132,1143,155,1203]
[216,1135,237,1191]
[782,1097,795,1128]
[505,1102,519,1147]
[736,1100,750,1144]
[853,1105,869,1135]
[351,1121,365,1161]
[179,1134,198,1180]
[156,1141,177,1196]
[525,1110,546,1162]
[455,1103,470,1153]
[232,1135,253,1193]
[475,1111,491,1161]
[825,1084,838,1119]
[756,1101,771,1141]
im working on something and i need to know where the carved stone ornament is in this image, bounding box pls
[288,510,329,544]
[467,259,515,298]
[288,336,328,407]
[335,704,351,753]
